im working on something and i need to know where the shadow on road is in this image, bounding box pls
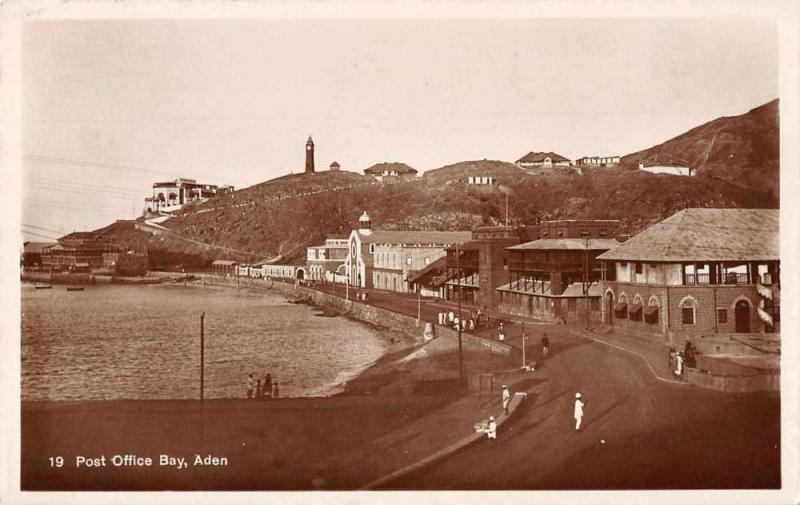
[583,394,631,430]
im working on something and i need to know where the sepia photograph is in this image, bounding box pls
[2,1,799,503]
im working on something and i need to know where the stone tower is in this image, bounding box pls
[305,136,315,173]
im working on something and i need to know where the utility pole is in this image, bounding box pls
[583,234,590,330]
[200,312,205,401]
[456,244,464,385]
[417,290,421,326]
[505,192,509,227]
[521,322,526,369]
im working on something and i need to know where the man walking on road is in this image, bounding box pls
[541,334,550,358]
[574,392,585,431]
[502,385,511,415]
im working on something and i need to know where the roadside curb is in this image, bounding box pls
[360,391,527,490]
[569,329,687,386]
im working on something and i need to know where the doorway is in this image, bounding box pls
[735,300,750,333]
[605,292,614,326]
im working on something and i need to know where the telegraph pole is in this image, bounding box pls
[521,322,526,369]
[583,234,590,329]
[200,312,205,401]
[200,311,205,448]
[456,244,464,384]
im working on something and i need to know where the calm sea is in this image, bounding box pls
[21,283,388,401]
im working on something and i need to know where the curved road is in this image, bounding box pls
[386,328,780,490]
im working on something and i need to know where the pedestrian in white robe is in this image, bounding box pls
[502,385,511,415]
[487,416,497,441]
[574,392,584,431]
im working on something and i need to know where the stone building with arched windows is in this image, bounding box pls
[597,209,780,345]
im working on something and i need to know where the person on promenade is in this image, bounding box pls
[498,322,505,341]
[574,392,585,431]
[469,318,475,332]
[674,352,684,380]
[247,374,255,399]
[448,311,454,324]
[256,379,262,400]
[668,347,676,370]
[541,334,550,359]
[684,341,697,368]
[453,316,460,332]
[273,382,280,398]
[487,416,497,442]
[264,373,273,399]
[502,385,511,415]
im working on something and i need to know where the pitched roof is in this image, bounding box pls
[356,230,471,245]
[212,259,238,266]
[363,162,418,175]
[509,238,621,251]
[516,152,570,164]
[23,242,57,254]
[597,209,779,262]
[407,256,447,284]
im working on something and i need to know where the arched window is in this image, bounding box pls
[681,298,697,325]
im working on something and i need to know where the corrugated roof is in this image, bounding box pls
[597,209,779,262]
[509,238,621,251]
[357,230,471,245]
[516,152,571,164]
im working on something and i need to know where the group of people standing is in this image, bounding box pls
[437,310,479,332]
[247,372,280,400]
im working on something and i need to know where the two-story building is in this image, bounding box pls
[344,211,470,289]
[443,225,534,310]
[145,178,234,214]
[306,236,349,282]
[597,208,780,344]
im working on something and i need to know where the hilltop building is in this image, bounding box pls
[329,161,340,172]
[638,154,694,176]
[515,152,571,169]
[344,211,470,289]
[144,178,233,215]
[306,136,315,173]
[468,176,495,185]
[597,209,779,343]
[306,236,349,282]
[363,162,418,182]
[577,156,621,167]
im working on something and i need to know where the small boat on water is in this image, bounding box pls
[66,287,85,292]
[34,285,53,290]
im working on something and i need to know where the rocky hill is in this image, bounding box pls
[621,99,779,197]
[97,101,779,269]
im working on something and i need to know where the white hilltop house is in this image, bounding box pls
[638,155,695,177]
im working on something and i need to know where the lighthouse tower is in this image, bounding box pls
[305,136,315,174]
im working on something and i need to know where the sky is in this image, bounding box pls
[21,18,778,240]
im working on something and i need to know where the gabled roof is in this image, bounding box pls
[355,230,471,245]
[212,259,238,266]
[597,209,779,262]
[509,238,620,251]
[516,152,570,164]
[407,256,447,284]
[363,162,418,175]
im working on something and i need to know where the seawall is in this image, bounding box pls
[192,273,519,359]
